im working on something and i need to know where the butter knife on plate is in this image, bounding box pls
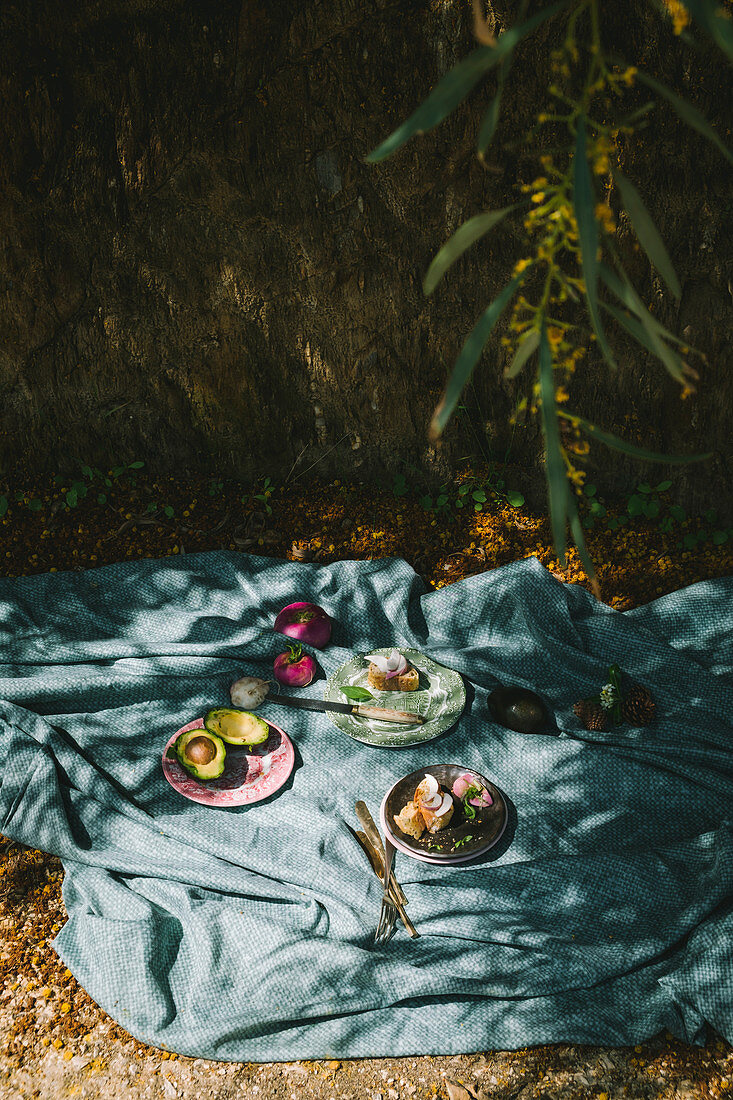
[266,692,424,726]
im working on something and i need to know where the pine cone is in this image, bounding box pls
[622,683,655,726]
[573,699,609,731]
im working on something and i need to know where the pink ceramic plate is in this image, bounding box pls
[162,717,295,807]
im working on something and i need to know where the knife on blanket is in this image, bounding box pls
[354,829,419,939]
[266,693,424,725]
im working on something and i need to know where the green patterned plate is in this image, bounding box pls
[324,648,466,748]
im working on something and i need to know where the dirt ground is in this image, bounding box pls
[0,466,731,1098]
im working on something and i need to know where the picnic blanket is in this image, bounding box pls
[0,550,731,1061]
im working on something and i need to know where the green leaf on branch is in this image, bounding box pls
[573,117,617,370]
[608,305,684,383]
[429,274,522,440]
[477,89,502,157]
[567,491,599,598]
[505,329,539,379]
[423,206,517,296]
[539,321,568,565]
[366,1,568,163]
[635,71,733,167]
[679,0,733,61]
[366,48,502,163]
[559,411,712,464]
[599,266,688,383]
[612,169,681,299]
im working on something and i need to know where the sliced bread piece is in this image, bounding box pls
[393,800,425,839]
[367,662,419,692]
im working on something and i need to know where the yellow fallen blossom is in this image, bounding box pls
[60,1002,71,1014]
[595,202,616,234]
[662,0,690,34]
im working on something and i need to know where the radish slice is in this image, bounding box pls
[366,649,408,675]
[416,774,439,802]
[452,772,476,799]
[421,792,443,810]
[435,792,453,817]
[469,791,493,807]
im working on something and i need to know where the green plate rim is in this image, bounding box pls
[323,647,466,748]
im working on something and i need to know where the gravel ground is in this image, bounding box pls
[1,844,731,1100]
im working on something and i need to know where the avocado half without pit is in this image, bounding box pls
[204,707,269,747]
[175,729,227,781]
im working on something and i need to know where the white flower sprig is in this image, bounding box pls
[600,683,618,710]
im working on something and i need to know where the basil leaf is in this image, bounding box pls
[340,686,374,702]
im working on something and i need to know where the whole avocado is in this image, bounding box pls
[488,686,550,734]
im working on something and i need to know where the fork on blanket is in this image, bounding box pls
[354,801,419,941]
[373,835,399,945]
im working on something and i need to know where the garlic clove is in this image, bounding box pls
[229,676,270,710]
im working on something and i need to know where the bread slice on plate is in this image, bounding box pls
[366,649,420,692]
[393,800,425,839]
[368,663,419,692]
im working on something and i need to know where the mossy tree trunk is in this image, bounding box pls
[0,0,730,515]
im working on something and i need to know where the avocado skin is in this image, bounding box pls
[175,728,227,780]
[204,707,269,746]
[488,687,550,734]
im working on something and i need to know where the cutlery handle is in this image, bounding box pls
[354,831,419,939]
[355,801,409,909]
[353,705,424,725]
[355,800,385,859]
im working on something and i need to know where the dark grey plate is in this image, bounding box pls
[382,763,507,863]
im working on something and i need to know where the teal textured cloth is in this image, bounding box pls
[0,551,731,1060]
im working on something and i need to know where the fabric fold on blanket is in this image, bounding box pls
[0,551,730,1060]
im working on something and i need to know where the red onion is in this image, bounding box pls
[274,601,332,648]
[273,643,316,687]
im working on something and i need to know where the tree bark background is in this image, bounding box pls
[0,0,730,514]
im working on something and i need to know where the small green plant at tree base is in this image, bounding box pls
[247,477,275,515]
[208,479,225,497]
[146,502,175,520]
[392,473,409,498]
[420,487,452,515]
[57,461,145,507]
[367,0,731,593]
[419,471,525,516]
[580,478,731,544]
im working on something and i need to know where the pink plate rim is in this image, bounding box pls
[162,716,295,807]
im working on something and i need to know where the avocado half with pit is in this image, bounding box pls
[175,728,227,781]
[204,707,269,746]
